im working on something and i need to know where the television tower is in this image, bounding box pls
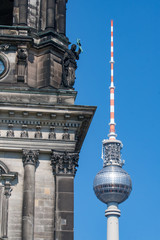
[93,20,132,240]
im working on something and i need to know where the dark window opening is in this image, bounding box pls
[0,0,14,26]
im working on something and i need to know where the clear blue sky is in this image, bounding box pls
[67,1,160,239]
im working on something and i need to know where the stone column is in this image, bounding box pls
[105,203,121,240]
[46,0,56,30]
[51,151,79,240]
[22,149,39,240]
[56,0,67,35]
[19,0,28,25]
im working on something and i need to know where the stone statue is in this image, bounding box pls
[21,130,29,138]
[17,49,27,61]
[63,40,82,88]
[17,48,28,82]
[6,129,14,138]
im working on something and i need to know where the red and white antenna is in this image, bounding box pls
[108,20,117,140]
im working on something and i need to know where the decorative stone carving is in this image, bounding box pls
[22,150,39,166]
[51,151,79,175]
[21,126,29,138]
[34,126,42,139]
[62,127,70,140]
[48,127,56,140]
[4,181,12,198]
[21,129,29,138]
[57,97,62,104]
[17,48,28,82]
[17,49,27,61]
[63,42,82,88]
[0,44,10,51]
[6,125,14,138]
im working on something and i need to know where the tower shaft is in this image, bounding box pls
[105,203,121,240]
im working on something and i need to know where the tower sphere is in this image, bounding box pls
[93,165,132,204]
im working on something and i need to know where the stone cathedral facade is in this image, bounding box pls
[0,1,96,240]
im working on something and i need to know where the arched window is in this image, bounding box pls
[0,167,5,174]
[0,0,14,26]
[0,161,9,174]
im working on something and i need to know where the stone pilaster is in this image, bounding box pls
[46,0,56,30]
[0,164,17,239]
[19,0,28,25]
[22,149,39,240]
[1,181,11,239]
[13,0,19,25]
[51,151,79,240]
[56,0,66,35]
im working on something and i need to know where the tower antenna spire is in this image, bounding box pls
[109,20,117,140]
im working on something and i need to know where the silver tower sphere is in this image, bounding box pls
[93,139,132,204]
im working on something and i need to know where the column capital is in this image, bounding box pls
[22,149,39,167]
[51,150,79,175]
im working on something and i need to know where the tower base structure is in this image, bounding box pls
[105,202,121,240]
